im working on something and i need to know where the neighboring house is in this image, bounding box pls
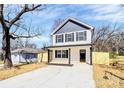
[11,48,40,64]
[47,17,94,65]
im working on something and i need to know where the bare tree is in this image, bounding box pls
[52,18,63,30]
[93,24,123,52]
[111,31,124,54]
[0,4,45,68]
[11,38,37,50]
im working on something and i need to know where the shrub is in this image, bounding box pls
[119,48,124,56]
[119,51,124,56]
[110,52,118,59]
[0,53,4,61]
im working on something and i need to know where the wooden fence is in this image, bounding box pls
[38,52,48,63]
[92,52,109,65]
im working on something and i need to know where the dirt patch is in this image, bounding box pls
[0,63,47,80]
[93,64,124,88]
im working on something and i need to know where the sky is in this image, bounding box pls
[0,4,124,48]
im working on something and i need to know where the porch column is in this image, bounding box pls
[90,47,93,65]
[48,49,50,63]
[69,48,71,64]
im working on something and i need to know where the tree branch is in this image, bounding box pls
[10,33,41,39]
[0,4,8,29]
[9,4,42,28]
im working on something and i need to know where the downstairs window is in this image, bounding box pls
[55,50,68,58]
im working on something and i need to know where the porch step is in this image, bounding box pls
[48,63,73,66]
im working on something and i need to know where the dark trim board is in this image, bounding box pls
[90,47,93,65]
[48,49,50,63]
[69,48,71,64]
[46,44,92,48]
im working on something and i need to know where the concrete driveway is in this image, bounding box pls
[0,63,95,88]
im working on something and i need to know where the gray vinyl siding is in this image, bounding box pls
[55,21,88,34]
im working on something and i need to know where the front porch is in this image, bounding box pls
[48,48,71,65]
[47,44,92,65]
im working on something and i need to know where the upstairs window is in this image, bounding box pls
[65,33,74,42]
[56,34,63,43]
[76,31,87,41]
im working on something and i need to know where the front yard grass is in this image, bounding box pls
[93,64,124,88]
[0,60,3,64]
[0,62,47,80]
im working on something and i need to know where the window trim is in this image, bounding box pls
[65,33,74,42]
[76,31,87,41]
[62,50,68,58]
[56,34,63,43]
[55,50,61,58]
[55,50,68,58]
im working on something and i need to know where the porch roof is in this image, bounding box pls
[46,44,92,49]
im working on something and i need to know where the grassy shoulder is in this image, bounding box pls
[0,62,47,80]
[93,64,124,88]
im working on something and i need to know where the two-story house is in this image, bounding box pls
[47,17,94,65]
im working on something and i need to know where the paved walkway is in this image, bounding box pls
[0,63,95,88]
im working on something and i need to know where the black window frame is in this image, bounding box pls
[76,31,87,41]
[55,50,61,58]
[56,34,63,43]
[65,33,74,42]
[62,50,68,58]
[55,50,68,58]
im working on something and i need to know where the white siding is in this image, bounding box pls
[51,47,69,64]
[52,30,92,46]
[49,46,91,64]
[11,54,20,64]
[70,46,91,64]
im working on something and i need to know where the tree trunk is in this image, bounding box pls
[116,46,119,55]
[2,28,13,69]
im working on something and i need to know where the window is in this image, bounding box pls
[25,54,30,59]
[31,54,37,58]
[14,54,17,57]
[55,50,61,58]
[56,34,63,43]
[76,31,87,41]
[65,33,74,42]
[62,50,68,58]
[55,50,68,58]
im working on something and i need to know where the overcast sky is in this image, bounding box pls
[0,4,124,48]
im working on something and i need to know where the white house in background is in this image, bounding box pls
[11,48,40,64]
[47,17,94,65]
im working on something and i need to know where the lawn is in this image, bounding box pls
[0,62,47,80]
[0,60,3,64]
[93,55,124,88]
[93,63,124,88]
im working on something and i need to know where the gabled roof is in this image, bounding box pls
[51,17,94,35]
